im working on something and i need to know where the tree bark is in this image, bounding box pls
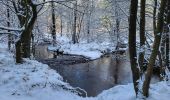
[129,0,140,96]
[60,16,63,36]
[16,40,22,63]
[139,0,146,73]
[153,0,157,36]
[165,0,170,69]
[15,0,37,63]
[72,1,78,44]
[7,0,12,50]
[51,0,56,45]
[142,0,167,97]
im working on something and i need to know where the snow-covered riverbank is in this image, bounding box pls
[47,35,124,59]
[0,43,170,100]
[0,45,88,100]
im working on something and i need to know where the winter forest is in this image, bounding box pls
[0,0,169,100]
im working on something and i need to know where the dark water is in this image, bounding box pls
[57,57,132,96]
[34,45,158,97]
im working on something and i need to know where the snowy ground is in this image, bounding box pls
[0,43,170,100]
[0,45,88,100]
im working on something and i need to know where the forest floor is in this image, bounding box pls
[0,42,170,100]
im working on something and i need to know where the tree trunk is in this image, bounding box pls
[51,1,56,45]
[158,51,165,80]
[76,13,84,43]
[15,0,37,63]
[129,0,140,96]
[139,0,146,74]
[153,0,157,36]
[72,1,78,44]
[115,0,120,49]
[15,40,22,63]
[21,34,31,58]
[165,0,170,69]
[60,16,63,36]
[142,0,167,97]
[7,0,11,50]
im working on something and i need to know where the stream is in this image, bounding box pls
[34,45,159,97]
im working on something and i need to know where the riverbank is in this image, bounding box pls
[39,54,91,66]
[46,35,127,60]
[1,43,170,100]
[0,45,88,100]
[34,45,92,66]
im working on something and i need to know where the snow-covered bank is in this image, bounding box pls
[0,47,90,100]
[98,81,170,100]
[48,43,104,59]
[48,35,117,59]
[0,43,170,100]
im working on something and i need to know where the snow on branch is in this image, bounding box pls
[0,26,24,32]
[35,0,75,6]
[0,31,19,36]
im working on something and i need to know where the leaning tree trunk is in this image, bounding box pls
[129,0,140,96]
[142,0,167,97]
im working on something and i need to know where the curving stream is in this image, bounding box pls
[34,45,158,97]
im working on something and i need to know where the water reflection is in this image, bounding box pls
[35,45,158,97]
[56,56,132,96]
[34,45,54,59]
